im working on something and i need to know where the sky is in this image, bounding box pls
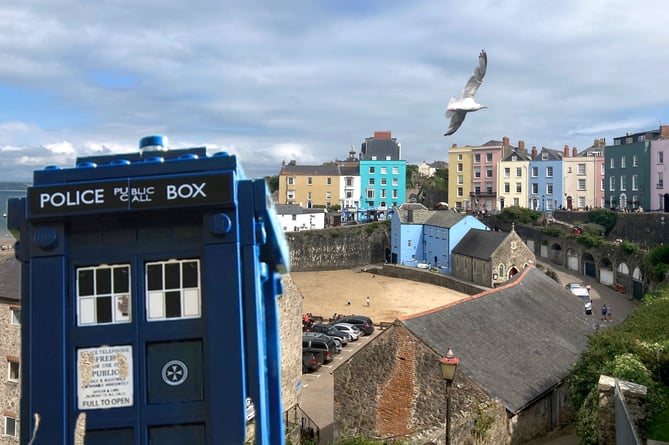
[0,0,668,182]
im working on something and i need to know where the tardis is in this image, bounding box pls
[7,136,289,444]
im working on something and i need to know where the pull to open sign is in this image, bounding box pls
[28,173,234,217]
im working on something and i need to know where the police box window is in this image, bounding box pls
[77,264,131,326]
[146,259,201,321]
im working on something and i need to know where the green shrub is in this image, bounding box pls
[619,240,639,255]
[580,223,606,237]
[587,209,618,235]
[541,226,563,237]
[645,244,669,282]
[497,206,542,224]
[574,233,604,248]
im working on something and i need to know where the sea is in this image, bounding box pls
[0,183,29,238]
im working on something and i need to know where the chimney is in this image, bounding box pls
[563,144,569,158]
[600,137,606,146]
[518,140,525,151]
[661,126,669,139]
[452,143,457,148]
[531,146,537,159]
[502,136,509,147]
[407,209,413,223]
[374,131,392,139]
[573,147,578,157]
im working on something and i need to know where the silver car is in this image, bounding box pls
[332,322,361,341]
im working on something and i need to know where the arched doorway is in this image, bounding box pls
[508,266,519,278]
[599,257,614,286]
[566,195,573,210]
[583,253,596,278]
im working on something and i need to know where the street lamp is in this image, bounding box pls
[439,348,460,445]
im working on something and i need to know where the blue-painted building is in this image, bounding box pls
[390,203,488,272]
[528,147,563,213]
[359,131,406,219]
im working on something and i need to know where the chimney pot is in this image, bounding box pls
[452,143,457,148]
[564,145,569,157]
[518,140,525,151]
[531,146,537,159]
[503,136,509,147]
[573,147,577,157]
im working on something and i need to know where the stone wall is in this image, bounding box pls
[286,222,390,271]
[597,375,647,444]
[371,264,486,296]
[0,298,20,444]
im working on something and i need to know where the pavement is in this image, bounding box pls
[298,262,642,444]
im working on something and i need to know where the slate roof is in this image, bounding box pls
[279,164,342,176]
[451,228,509,259]
[0,254,20,302]
[274,204,325,215]
[395,208,436,225]
[537,147,563,161]
[402,267,591,413]
[425,211,472,229]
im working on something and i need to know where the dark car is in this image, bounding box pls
[302,351,324,373]
[336,315,375,335]
[307,323,351,344]
[302,335,337,362]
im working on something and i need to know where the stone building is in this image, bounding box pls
[333,266,591,444]
[451,225,535,287]
[0,254,20,442]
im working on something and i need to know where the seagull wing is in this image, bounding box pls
[444,110,467,136]
[461,49,487,99]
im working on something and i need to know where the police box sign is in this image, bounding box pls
[28,173,234,217]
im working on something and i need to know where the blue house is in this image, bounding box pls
[528,147,563,213]
[390,203,488,272]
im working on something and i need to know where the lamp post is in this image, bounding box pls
[439,348,460,445]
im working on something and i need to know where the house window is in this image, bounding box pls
[326,177,332,185]
[346,191,353,199]
[381,167,387,174]
[601,178,605,191]
[307,177,313,185]
[381,178,387,186]
[457,175,463,185]
[516,167,522,177]
[7,360,19,382]
[601,165,605,175]
[504,183,510,193]
[621,156,626,168]
[474,185,481,195]
[457,163,463,172]
[660,152,664,164]
[620,176,627,191]
[541,152,548,160]
[287,176,295,185]
[531,183,538,194]
[325,192,332,199]
[485,182,493,193]
[369,166,375,174]
[546,166,553,177]
[531,167,538,177]
[77,264,131,326]
[504,168,510,178]
[578,164,586,175]
[486,153,493,163]
[633,155,638,167]
[632,175,638,191]
[291,215,297,221]
[407,240,412,247]
[457,187,463,197]
[610,176,615,191]
[474,167,481,178]
[392,189,398,198]
[458,154,462,161]
[366,189,375,199]
[515,182,522,193]
[546,183,554,194]
[498,263,505,277]
[369,178,375,185]
[346,177,353,187]
[287,190,295,200]
[513,198,519,206]
[625,137,633,144]
[307,192,312,200]
[4,416,16,437]
[474,154,481,163]
[486,166,493,178]
[577,179,586,191]
[578,196,586,208]
[146,259,201,321]
[380,189,387,198]
[392,167,399,174]
[658,172,664,189]
[10,307,20,325]
[610,158,615,169]
[392,178,398,186]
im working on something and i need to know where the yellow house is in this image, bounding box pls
[497,147,531,209]
[447,144,474,211]
[278,164,342,209]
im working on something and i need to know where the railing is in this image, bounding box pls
[284,404,320,444]
[614,379,642,445]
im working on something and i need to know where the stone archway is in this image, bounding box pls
[566,248,579,272]
[508,266,520,278]
[599,257,614,286]
[550,243,563,265]
[540,239,549,259]
[583,253,596,278]
[632,267,644,300]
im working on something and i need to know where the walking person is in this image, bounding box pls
[601,304,607,321]
[607,305,612,322]
[366,296,370,307]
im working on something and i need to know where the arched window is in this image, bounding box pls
[498,263,505,278]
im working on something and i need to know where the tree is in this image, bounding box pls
[264,175,279,193]
[587,209,618,235]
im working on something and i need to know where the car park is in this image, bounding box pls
[302,334,338,361]
[336,315,375,335]
[306,323,351,344]
[332,322,361,341]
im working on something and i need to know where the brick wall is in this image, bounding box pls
[0,299,20,443]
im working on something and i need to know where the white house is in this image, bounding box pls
[274,204,327,232]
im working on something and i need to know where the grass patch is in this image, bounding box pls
[648,385,669,440]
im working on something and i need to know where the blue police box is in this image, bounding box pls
[8,136,289,444]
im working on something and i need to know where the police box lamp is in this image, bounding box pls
[439,348,459,383]
[139,134,169,153]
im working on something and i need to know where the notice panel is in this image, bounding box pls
[77,345,133,410]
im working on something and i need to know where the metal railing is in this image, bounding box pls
[284,404,320,443]
[614,379,642,445]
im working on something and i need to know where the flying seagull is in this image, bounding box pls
[444,49,487,136]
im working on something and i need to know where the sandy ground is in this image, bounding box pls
[290,268,470,323]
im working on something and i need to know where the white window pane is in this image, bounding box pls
[115,295,131,321]
[183,289,200,317]
[79,298,96,325]
[148,291,165,319]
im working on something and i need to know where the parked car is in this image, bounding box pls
[304,331,343,353]
[565,282,592,314]
[332,322,361,341]
[302,334,338,361]
[302,351,324,373]
[336,315,375,335]
[307,323,351,344]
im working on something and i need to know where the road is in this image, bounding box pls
[297,261,641,444]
